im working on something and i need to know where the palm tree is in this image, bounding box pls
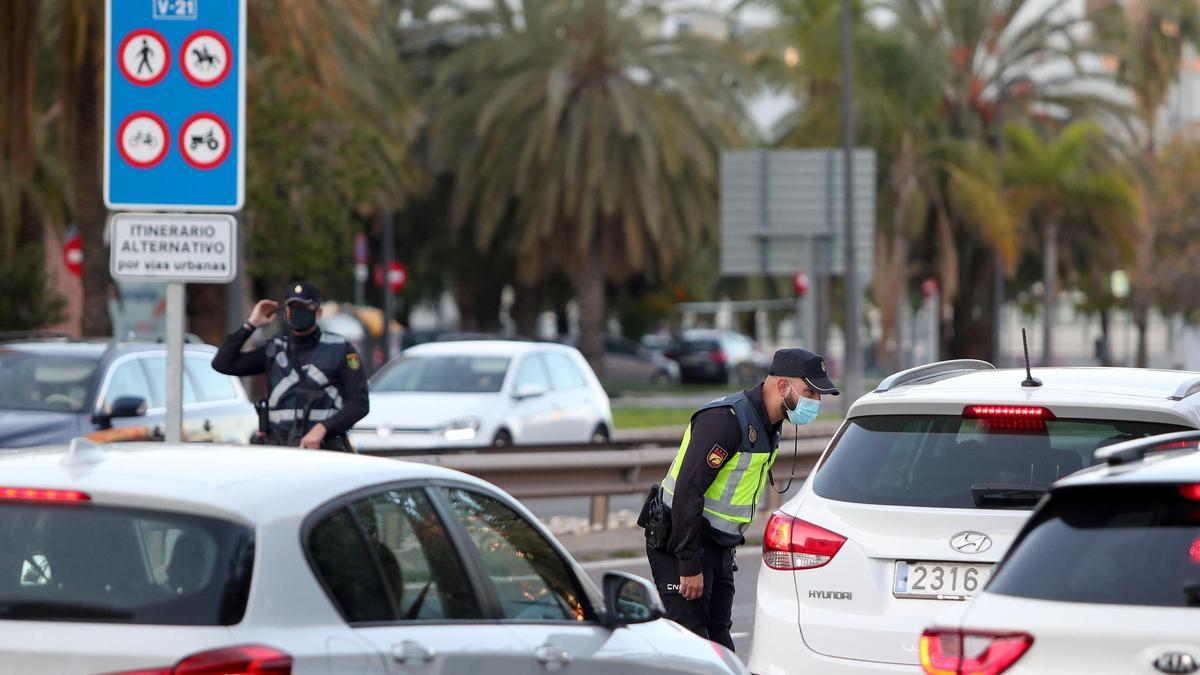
[1002,120,1137,365]
[1090,0,1200,367]
[429,0,748,374]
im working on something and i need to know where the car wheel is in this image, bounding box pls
[492,429,513,447]
[591,425,611,444]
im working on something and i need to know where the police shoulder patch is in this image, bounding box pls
[748,425,758,444]
[346,353,361,370]
[706,445,729,469]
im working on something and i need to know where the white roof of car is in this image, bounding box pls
[405,340,577,358]
[1059,447,1200,486]
[0,443,484,524]
[850,367,1200,427]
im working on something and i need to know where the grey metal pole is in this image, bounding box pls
[841,0,862,407]
[382,210,395,364]
[165,282,185,443]
[225,211,246,334]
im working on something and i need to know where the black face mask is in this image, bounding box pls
[287,305,316,332]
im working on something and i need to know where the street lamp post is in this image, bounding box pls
[841,0,862,407]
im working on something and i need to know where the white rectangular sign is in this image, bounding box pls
[110,212,237,283]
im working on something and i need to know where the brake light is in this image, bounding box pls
[104,645,292,675]
[762,512,846,570]
[0,487,89,503]
[920,628,1032,675]
[1181,484,1200,501]
[709,350,727,365]
[962,405,1055,431]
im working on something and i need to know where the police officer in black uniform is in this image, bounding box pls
[212,281,369,450]
[641,348,838,651]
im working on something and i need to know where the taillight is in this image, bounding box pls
[709,350,727,365]
[0,487,89,503]
[962,405,1055,431]
[104,645,292,675]
[1179,484,1200,501]
[920,628,1032,675]
[762,512,846,570]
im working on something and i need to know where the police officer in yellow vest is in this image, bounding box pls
[643,348,838,651]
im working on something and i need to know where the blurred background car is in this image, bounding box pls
[0,334,255,447]
[351,340,613,450]
[316,302,402,375]
[560,334,680,387]
[0,442,747,675]
[673,328,769,385]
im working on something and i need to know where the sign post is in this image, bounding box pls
[105,0,245,442]
[110,212,238,442]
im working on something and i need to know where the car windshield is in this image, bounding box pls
[0,351,99,413]
[813,415,1188,509]
[0,503,254,625]
[371,355,511,393]
[988,485,1200,608]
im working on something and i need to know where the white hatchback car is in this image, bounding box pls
[748,361,1200,674]
[0,441,745,675]
[351,341,614,450]
[923,430,1200,674]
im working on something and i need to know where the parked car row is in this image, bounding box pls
[748,360,1200,675]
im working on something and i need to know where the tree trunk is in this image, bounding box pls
[187,284,227,345]
[944,246,995,360]
[513,281,540,338]
[575,241,606,378]
[62,0,109,336]
[1042,218,1058,366]
[1098,308,1113,367]
[0,0,42,249]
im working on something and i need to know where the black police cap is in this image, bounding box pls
[284,281,321,307]
[770,348,839,395]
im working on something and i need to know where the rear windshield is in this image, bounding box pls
[989,485,1200,607]
[372,356,511,393]
[0,504,254,625]
[681,340,719,352]
[813,415,1187,509]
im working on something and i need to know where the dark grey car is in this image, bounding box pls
[0,338,256,447]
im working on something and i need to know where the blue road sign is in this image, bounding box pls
[104,0,245,211]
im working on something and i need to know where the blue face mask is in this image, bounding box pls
[785,384,820,425]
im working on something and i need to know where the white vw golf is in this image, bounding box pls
[0,441,744,675]
[748,361,1200,674]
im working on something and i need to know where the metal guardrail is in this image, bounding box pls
[372,432,834,528]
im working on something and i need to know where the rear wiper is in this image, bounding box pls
[971,483,1047,509]
[0,601,133,621]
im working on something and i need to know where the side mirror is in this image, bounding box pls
[93,396,147,430]
[601,571,664,628]
[514,383,546,400]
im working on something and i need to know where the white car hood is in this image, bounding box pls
[359,391,501,430]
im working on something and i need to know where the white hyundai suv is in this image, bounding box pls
[748,360,1200,674]
[922,430,1200,674]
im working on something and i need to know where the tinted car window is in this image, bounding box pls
[0,504,253,625]
[443,488,587,622]
[544,353,586,390]
[0,352,98,412]
[681,339,720,353]
[308,489,480,623]
[813,415,1187,509]
[372,356,511,393]
[989,485,1200,607]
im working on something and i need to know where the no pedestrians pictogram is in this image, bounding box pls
[117,29,169,86]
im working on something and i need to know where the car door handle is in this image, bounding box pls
[392,640,437,667]
[535,644,573,671]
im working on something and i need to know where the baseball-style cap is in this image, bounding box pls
[770,348,839,395]
[284,281,321,306]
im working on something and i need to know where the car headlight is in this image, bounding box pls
[441,417,481,442]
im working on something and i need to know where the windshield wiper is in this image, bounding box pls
[971,483,1047,509]
[0,600,133,621]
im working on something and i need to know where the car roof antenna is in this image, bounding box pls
[1020,328,1042,388]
